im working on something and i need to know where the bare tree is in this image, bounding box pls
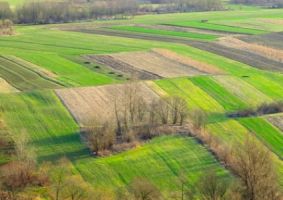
[190,109,207,131]
[49,158,71,200]
[232,137,281,200]
[196,170,230,200]
[128,178,162,200]
[64,176,89,200]
[85,121,115,155]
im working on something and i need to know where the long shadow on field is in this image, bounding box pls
[37,148,90,163]
[32,133,90,162]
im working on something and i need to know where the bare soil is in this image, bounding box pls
[56,82,159,126]
[111,50,206,78]
[217,37,283,63]
[85,55,161,80]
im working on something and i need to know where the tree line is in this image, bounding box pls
[230,0,283,7]
[0,0,224,24]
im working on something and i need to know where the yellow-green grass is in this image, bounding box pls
[242,75,283,100]
[190,76,246,111]
[155,77,224,113]
[213,75,272,107]
[110,26,218,40]
[74,135,231,193]
[238,117,283,159]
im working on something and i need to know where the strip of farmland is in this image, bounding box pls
[0,55,62,91]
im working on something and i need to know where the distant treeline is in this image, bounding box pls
[143,0,223,12]
[0,0,223,24]
[230,0,283,7]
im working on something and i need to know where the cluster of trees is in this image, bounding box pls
[84,82,189,156]
[140,0,223,13]
[0,0,138,24]
[230,0,283,7]
[0,0,225,24]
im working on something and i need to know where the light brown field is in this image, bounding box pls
[0,78,18,93]
[267,114,283,133]
[152,48,223,74]
[217,37,283,63]
[111,50,206,78]
[56,82,159,126]
[260,19,283,26]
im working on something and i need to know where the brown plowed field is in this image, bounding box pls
[218,37,283,63]
[111,50,206,78]
[56,82,159,126]
[85,55,161,80]
[241,32,283,50]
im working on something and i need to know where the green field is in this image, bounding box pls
[165,21,266,34]
[190,76,246,111]
[1,5,283,196]
[0,91,86,162]
[110,25,219,40]
[74,135,230,192]
[155,77,224,113]
[239,117,283,159]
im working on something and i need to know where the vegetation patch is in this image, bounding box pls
[190,76,246,111]
[74,135,230,191]
[239,117,283,159]
[213,75,272,106]
[155,78,224,113]
[0,91,86,162]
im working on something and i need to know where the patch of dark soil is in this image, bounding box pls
[188,41,283,73]
[240,32,283,50]
[85,55,162,80]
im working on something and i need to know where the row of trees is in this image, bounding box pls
[0,0,139,24]
[0,0,224,24]
[190,110,281,200]
[230,0,283,7]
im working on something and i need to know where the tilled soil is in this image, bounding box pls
[85,55,161,80]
